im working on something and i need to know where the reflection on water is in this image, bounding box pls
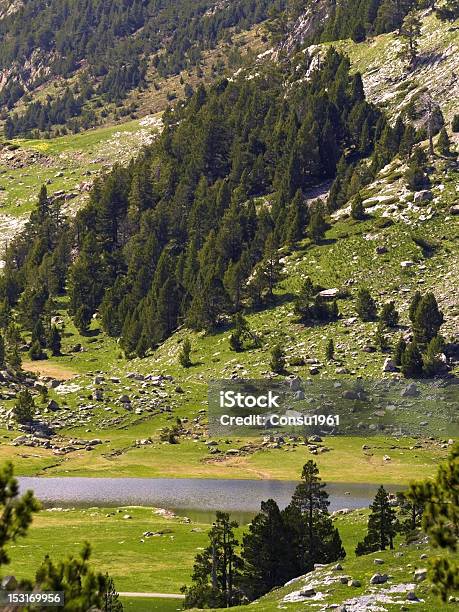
[18,477,404,514]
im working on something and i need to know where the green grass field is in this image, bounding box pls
[0,116,160,218]
[7,507,214,594]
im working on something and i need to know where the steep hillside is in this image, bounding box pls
[325,10,459,122]
[0,0,283,135]
[0,8,457,482]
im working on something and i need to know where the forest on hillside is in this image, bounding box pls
[0,0,286,132]
[0,46,425,361]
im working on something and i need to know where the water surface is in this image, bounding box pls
[18,477,403,513]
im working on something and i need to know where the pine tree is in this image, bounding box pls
[351,193,365,220]
[422,336,445,377]
[351,22,367,42]
[0,462,40,568]
[182,512,242,609]
[13,390,36,424]
[380,301,399,327]
[452,114,459,132]
[409,290,422,324]
[399,124,417,158]
[74,305,92,335]
[270,344,286,374]
[437,128,451,155]
[48,325,62,356]
[32,319,47,348]
[29,340,46,361]
[412,292,443,345]
[393,335,407,366]
[398,10,422,65]
[375,320,390,351]
[355,486,397,555]
[325,338,335,360]
[401,342,424,378]
[103,574,124,612]
[405,146,429,190]
[395,492,424,537]
[309,202,327,244]
[408,443,459,601]
[0,334,4,369]
[35,543,119,611]
[290,460,330,516]
[179,338,192,368]
[241,499,296,600]
[356,287,378,321]
[283,190,306,245]
[223,258,246,311]
[285,461,345,570]
[229,313,252,353]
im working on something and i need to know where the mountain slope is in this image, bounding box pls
[0,9,457,483]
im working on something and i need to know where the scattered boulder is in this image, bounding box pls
[449,204,459,215]
[401,383,420,398]
[1,576,17,590]
[318,288,339,299]
[414,190,433,204]
[47,399,60,412]
[288,376,302,391]
[375,245,388,255]
[383,358,398,373]
[299,587,316,598]
[414,568,427,582]
[370,573,388,585]
[92,389,103,401]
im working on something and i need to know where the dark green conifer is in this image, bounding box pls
[355,486,397,555]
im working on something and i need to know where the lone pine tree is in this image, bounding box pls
[270,344,286,374]
[285,460,345,571]
[13,390,36,424]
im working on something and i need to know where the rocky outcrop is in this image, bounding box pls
[278,0,334,54]
[0,0,22,21]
